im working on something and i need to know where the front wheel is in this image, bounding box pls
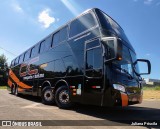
[55,86,72,109]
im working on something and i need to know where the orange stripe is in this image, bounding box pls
[18,87,24,92]
[9,69,31,89]
[9,69,19,83]
[7,79,12,87]
[17,82,31,89]
[121,93,128,106]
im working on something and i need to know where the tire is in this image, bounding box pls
[11,85,16,95]
[15,86,19,96]
[55,86,72,109]
[41,86,54,105]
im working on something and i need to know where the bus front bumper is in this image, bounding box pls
[119,92,143,107]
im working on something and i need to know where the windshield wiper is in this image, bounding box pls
[113,65,133,79]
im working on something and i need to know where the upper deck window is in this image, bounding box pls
[69,13,96,37]
[19,54,24,63]
[14,57,19,65]
[52,26,68,47]
[52,32,60,47]
[40,35,52,53]
[24,49,31,61]
[31,44,40,57]
[59,27,68,42]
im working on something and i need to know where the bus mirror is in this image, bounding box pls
[133,59,151,75]
[102,37,122,62]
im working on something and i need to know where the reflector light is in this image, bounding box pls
[73,89,76,91]
[70,86,75,88]
[73,93,76,96]
[92,86,101,89]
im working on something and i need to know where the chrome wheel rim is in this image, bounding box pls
[59,90,69,104]
[44,90,53,101]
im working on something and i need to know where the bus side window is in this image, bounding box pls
[24,49,31,61]
[54,59,65,77]
[14,57,19,66]
[63,56,77,76]
[69,13,96,37]
[31,44,40,57]
[86,48,102,69]
[45,35,52,51]
[19,54,24,64]
[59,27,68,43]
[86,47,102,77]
[40,41,45,53]
[11,60,14,67]
[52,32,60,47]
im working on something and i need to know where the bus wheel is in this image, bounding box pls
[55,86,72,109]
[42,87,54,105]
[11,85,16,95]
[15,86,19,96]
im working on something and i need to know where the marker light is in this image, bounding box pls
[113,84,125,92]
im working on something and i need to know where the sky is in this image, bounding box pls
[0,0,160,79]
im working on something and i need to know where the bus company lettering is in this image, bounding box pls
[23,73,44,80]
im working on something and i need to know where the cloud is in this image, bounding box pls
[144,0,153,5]
[38,9,56,28]
[11,2,23,13]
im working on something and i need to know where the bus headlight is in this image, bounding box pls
[113,84,125,92]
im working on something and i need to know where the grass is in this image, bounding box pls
[143,86,160,91]
[143,86,160,99]
[0,86,7,89]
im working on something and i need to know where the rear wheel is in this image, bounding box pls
[11,85,16,95]
[55,86,72,109]
[42,87,54,105]
[15,86,19,96]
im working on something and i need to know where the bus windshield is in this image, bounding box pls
[96,9,130,44]
[112,45,134,78]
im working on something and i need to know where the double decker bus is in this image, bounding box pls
[7,8,151,108]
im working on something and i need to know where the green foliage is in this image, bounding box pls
[0,54,8,86]
[143,86,160,91]
[0,54,8,70]
[0,86,7,89]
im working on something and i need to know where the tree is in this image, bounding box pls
[0,54,8,86]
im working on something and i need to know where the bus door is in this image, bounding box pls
[83,39,104,105]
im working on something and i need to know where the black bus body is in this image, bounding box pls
[7,8,151,108]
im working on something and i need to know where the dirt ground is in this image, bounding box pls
[143,90,160,99]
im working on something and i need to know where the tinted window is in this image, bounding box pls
[70,13,96,37]
[40,41,45,53]
[86,47,102,69]
[86,40,100,49]
[54,59,65,77]
[24,50,31,61]
[45,36,52,50]
[14,57,19,65]
[19,54,24,63]
[40,36,52,53]
[11,60,14,66]
[31,44,40,57]
[63,56,78,76]
[95,9,130,43]
[59,27,68,42]
[52,32,60,47]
